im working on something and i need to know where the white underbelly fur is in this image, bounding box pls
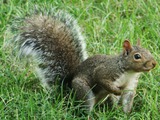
[110,72,141,103]
[113,72,141,90]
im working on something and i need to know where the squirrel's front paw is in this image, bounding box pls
[113,87,122,95]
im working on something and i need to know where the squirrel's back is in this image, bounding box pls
[15,11,88,88]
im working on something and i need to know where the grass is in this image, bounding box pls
[0,0,160,119]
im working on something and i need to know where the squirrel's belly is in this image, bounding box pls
[113,72,141,90]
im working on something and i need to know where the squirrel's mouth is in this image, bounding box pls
[142,67,152,72]
[142,64,156,72]
[142,60,156,72]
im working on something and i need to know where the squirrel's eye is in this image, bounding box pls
[134,53,141,60]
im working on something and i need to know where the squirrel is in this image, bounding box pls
[13,11,156,113]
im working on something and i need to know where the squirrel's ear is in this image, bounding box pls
[137,38,141,46]
[123,40,132,55]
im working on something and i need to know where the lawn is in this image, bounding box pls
[0,0,160,119]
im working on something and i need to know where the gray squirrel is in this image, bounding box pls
[14,11,156,113]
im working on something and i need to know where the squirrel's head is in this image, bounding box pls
[122,40,156,72]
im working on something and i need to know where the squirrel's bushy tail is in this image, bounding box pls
[14,11,88,88]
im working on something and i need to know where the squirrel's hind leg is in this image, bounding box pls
[72,77,96,112]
